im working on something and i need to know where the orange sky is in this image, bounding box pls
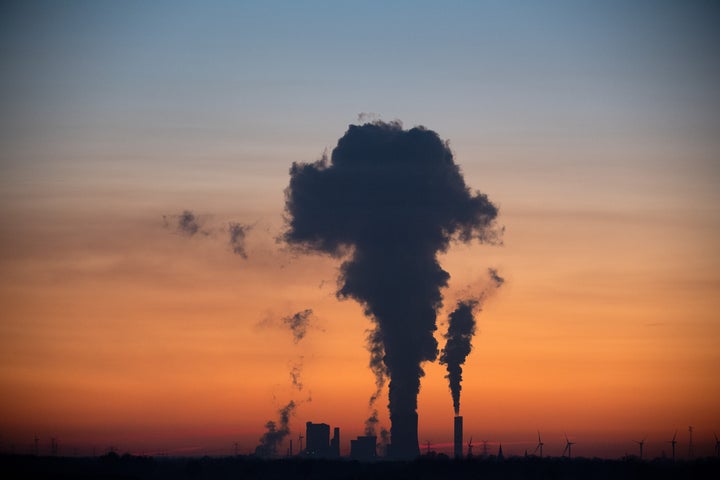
[1,158,718,458]
[1,1,719,460]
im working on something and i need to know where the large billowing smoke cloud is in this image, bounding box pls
[440,269,505,415]
[283,121,500,459]
[256,401,296,457]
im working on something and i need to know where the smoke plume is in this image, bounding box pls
[283,121,500,458]
[440,268,505,415]
[488,268,504,288]
[365,410,380,436]
[228,222,252,258]
[289,358,303,391]
[177,210,200,236]
[282,309,314,344]
[367,327,388,406]
[162,210,202,236]
[256,401,295,457]
[439,300,478,416]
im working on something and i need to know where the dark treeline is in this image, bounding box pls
[2,453,719,480]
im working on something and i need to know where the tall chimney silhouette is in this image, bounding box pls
[454,416,463,459]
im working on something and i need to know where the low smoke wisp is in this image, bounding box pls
[163,212,254,258]
[256,401,296,457]
[228,222,252,258]
[365,410,380,437]
[289,358,304,391]
[282,309,314,344]
[284,121,500,458]
[178,210,200,236]
[162,210,202,236]
[366,327,388,407]
[488,268,504,288]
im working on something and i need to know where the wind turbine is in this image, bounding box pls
[467,437,474,458]
[533,431,544,458]
[633,437,646,460]
[562,434,575,458]
[714,433,719,457]
[688,426,694,458]
[667,431,677,462]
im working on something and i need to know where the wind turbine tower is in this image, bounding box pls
[562,434,575,458]
[714,433,720,457]
[633,437,646,460]
[688,426,694,459]
[534,431,544,458]
[667,431,677,462]
[467,437,474,458]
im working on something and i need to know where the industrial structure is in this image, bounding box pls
[304,422,340,458]
[454,416,463,459]
[350,436,377,461]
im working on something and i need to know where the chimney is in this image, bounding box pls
[331,427,340,457]
[454,416,463,459]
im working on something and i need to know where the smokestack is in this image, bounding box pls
[331,427,340,457]
[454,416,463,460]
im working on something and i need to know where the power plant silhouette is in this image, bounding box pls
[252,121,717,464]
[283,122,502,460]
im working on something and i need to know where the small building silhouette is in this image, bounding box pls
[350,436,377,461]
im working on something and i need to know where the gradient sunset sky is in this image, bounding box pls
[1,0,719,459]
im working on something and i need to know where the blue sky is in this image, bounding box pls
[3,0,717,225]
[3,1,718,153]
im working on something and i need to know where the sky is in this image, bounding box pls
[1,0,719,459]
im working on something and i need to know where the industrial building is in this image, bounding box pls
[350,436,377,461]
[304,422,340,458]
